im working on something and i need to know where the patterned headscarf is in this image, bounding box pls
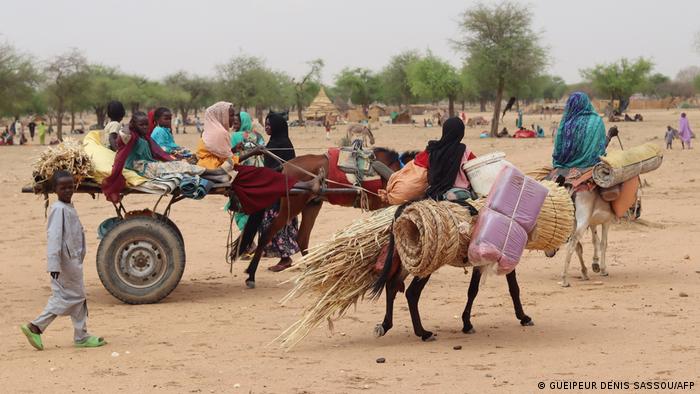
[552,92,606,169]
[202,101,233,159]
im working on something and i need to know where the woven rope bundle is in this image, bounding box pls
[468,180,574,251]
[393,200,473,277]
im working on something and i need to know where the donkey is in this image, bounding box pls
[555,126,621,287]
[236,148,420,288]
[371,205,533,342]
[558,191,615,287]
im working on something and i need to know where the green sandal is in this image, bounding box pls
[20,324,44,351]
[74,335,106,348]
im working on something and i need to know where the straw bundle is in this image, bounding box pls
[393,200,473,277]
[32,139,93,189]
[277,206,398,349]
[526,181,575,251]
[468,180,574,251]
[526,165,553,181]
[592,155,662,188]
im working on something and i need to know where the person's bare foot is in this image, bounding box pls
[269,257,293,272]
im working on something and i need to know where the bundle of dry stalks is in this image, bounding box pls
[277,206,398,349]
[32,139,93,189]
[393,200,472,277]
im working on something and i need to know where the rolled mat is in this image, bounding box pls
[592,143,663,188]
[393,200,472,278]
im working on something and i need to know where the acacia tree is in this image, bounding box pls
[44,49,89,141]
[333,68,380,110]
[164,71,214,121]
[581,58,653,110]
[0,43,41,117]
[406,52,461,117]
[218,55,294,122]
[293,59,324,122]
[453,1,547,136]
[378,50,421,108]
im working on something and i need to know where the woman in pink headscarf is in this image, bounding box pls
[195,101,322,214]
[197,101,239,168]
[679,112,694,149]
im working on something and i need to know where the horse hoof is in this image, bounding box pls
[373,324,386,338]
[462,327,476,334]
[420,332,436,342]
[245,280,256,289]
[521,319,534,327]
[600,271,609,277]
[580,275,590,281]
[559,281,571,288]
[592,263,600,273]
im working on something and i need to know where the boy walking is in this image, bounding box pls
[665,126,678,150]
[20,171,106,350]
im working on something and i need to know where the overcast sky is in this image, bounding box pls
[2,0,699,84]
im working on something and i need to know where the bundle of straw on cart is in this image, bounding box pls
[32,139,94,190]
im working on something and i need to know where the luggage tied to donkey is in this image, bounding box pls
[467,165,549,274]
[592,143,662,188]
[336,146,377,180]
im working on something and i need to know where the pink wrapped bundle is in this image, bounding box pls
[487,165,548,233]
[467,207,529,274]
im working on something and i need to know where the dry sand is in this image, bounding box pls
[0,110,698,393]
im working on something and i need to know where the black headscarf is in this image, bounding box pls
[425,117,466,199]
[264,113,295,169]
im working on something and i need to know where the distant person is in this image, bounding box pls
[28,120,36,142]
[20,171,107,350]
[37,121,47,145]
[679,113,693,150]
[14,118,24,144]
[195,116,204,135]
[516,109,524,129]
[104,101,126,151]
[323,115,332,140]
[174,114,184,134]
[665,126,678,150]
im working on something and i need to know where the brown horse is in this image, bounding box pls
[238,148,418,288]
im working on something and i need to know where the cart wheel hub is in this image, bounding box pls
[116,240,167,288]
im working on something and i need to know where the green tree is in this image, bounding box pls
[694,75,700,95]
[453,1,547,136]
[333,68,380,110]
[164,71,214,121]
[581,58,653,109]
[406,52,461,116]
[217,55,294,122]
[293,59,324,122]
[44,49,89,141]
[378,50,421,108]
[0,43,41,117]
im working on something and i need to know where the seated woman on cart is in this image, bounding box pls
[103,105,322,217]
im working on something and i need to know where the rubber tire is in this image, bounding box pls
[100,214,183,245]
[97,216,186,304]
[153,213,184,244]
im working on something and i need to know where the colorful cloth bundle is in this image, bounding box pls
[467,165,548,274]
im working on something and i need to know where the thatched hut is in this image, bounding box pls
[304,87,341,121]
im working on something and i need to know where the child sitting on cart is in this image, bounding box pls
[103,110,323,215]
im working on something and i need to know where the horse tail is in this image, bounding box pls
[370,204,408,297]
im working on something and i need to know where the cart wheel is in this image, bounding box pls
[153,213,184,244]
[97,216,185,304]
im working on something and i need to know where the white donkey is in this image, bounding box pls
[559,189,615,287]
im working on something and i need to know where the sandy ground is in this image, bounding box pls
[0,109,698,393]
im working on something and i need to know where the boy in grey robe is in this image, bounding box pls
[21,171,106,350]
